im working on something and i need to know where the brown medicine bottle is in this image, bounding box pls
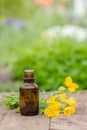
[19,70,39,116]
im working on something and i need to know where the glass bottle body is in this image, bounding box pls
[20,82,39,116]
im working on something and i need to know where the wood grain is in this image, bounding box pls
[0,91,87,130]
[50,91,87,130]
[0,108,50,130]
[0,93,50,130]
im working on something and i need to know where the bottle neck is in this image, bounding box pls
[24,78,34,83]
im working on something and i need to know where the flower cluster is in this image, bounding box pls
[44,96,60,117]
[43,76,79,117]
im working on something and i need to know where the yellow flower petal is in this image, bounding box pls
[68,86,76,92]
[60,93,66,101]
[67,97,76,107]
[44,108,60,117]
[65,76,72,87]
[68,83,79,92]
[47,96,57,104]
[63,107,75,116]
[70,107,75,114]
[71,83,79,89]
[49,101,60,110]
[44,108,53,117]
[52,110,60,117]
[66,76,72,82]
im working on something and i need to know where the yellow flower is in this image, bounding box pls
[65,76,79,92]
[49,101,60,110]
[63,107,75,116]
[65,76,72,86]
[47,96,57,104]
[44,76,78,118]
[60,93,66,101]
[68,83,79,92]
[44,108,60,117]
[67,97,76,107]
[44,108,59,117]
[44,108,53,117]
[52,110,60,117]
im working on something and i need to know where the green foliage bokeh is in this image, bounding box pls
[0,0,87,92]
[0,0,24,17]
[12,38,87,91]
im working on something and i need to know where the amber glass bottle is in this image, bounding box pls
[19,70,39,116]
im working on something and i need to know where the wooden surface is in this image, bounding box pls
[0,91,87,130]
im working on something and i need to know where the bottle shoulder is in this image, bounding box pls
[20,83,38,89]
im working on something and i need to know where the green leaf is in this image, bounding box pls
[39,109,44,115]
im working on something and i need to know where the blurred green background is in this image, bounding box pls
[0,0,87,92]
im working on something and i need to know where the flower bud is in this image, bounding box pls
[58,86,66,92]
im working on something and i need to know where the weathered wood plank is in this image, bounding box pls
[50,115,87,130]
[0,91,87,130]
[0,106,50,130]
[50,91,87,130]
[0,93,50,130]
